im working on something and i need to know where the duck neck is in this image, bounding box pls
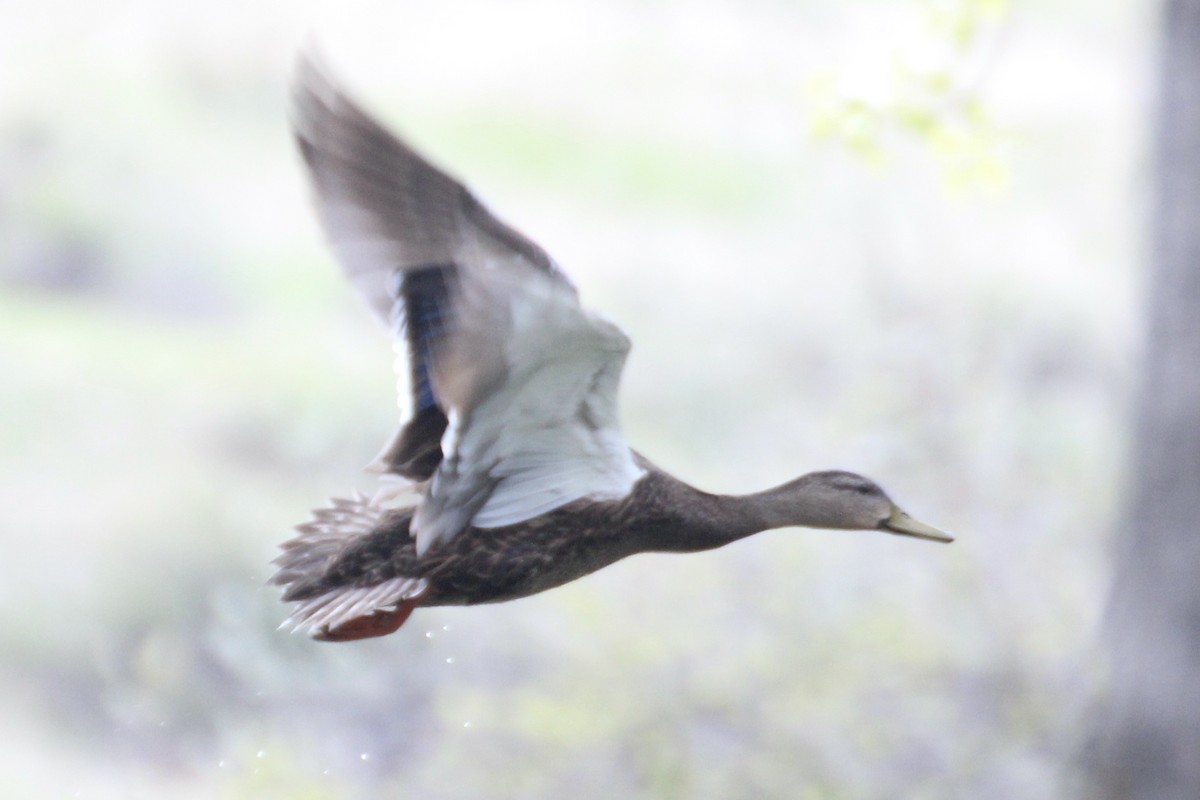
[740,478,836,530]
[649,479,811,553]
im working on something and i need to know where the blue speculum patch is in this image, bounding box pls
[402,264,457,413]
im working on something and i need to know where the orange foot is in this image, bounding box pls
[315,599,419,642]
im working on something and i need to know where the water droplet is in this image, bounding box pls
[445,657,455,664]
[218,760,226,768]
[360,752,370,761]
[256,750,266,759]
[323,769,330,776]
[463,721,472,728]
[424,631,434,639]
[442,624,451,631]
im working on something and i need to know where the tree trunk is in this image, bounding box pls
[1093,1,1200,797]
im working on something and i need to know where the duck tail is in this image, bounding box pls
[270,486,428,641]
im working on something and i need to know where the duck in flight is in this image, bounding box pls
[272,54,953,643]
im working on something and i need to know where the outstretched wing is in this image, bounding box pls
[292,54,643,555]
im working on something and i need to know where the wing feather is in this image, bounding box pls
[292,53,643,555]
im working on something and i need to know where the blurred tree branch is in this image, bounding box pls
[1092,0,1200,796]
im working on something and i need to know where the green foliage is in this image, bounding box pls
[807,0,1010,190]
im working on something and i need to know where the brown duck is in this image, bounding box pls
[272,54,953,643]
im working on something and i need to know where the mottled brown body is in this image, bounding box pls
[283,465,755,611]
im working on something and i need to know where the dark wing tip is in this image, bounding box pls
[289,49,383,169]
[289,48,575,290]
[290,48,334,150]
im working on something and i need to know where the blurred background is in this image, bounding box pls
[0,0,1148,797]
